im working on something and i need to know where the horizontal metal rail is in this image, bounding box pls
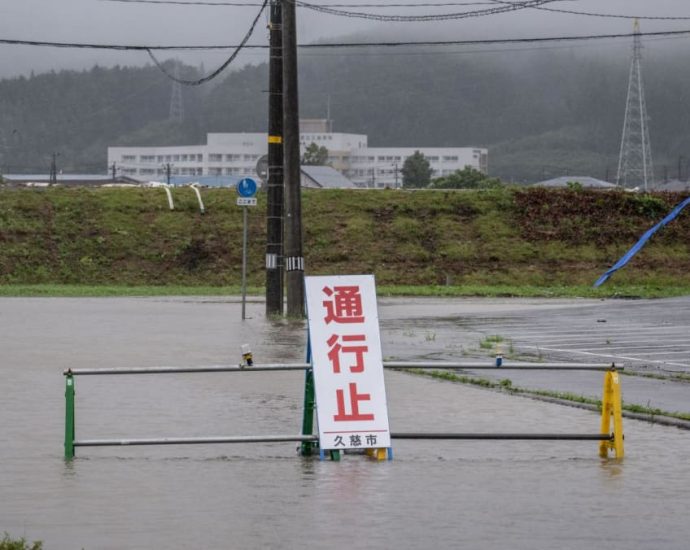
[74,435,319,446]
[392,433,614,441]
[73,432,614,447]
[63,362,620,376]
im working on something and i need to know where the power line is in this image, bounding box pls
[517,3,690,21]
[148,0,267,84]
[293,0,560,22]
[304,29,690,47]
[105,0,259,4]
[103,0,508,6]
[4,28,690,52]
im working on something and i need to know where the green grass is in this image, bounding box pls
[0,283,689,298]
[410,368,690,422]
[0,533,42,550]
[2,187,690,290]
[0,284,262,297]
[378,284,690,299]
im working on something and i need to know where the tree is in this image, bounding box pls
[429,166,502,189]
[401,150,433,188]
[301,142,329,165]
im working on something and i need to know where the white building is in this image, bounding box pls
[107,120,488,187]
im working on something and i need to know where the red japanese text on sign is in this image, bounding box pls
[327,334,368,374]
[322,285,365,324]
[333,382,375,422]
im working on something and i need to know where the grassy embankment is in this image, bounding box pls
[1,186,689,297]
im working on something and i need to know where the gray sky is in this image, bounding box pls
[0,0,689,78]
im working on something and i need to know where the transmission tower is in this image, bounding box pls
[616,19,654,191]
[169,60,184,124]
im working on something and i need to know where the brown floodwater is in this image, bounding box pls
[1,297,689,549]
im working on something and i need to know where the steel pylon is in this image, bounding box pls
[169,60,184,124]
[616,19,654,191]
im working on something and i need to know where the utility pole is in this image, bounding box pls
[111,162,117,181]
[166,163,172,185]
[49,152,58,186]
[282,0,304,317]
[265,0,284,316]
[394,162,399,188]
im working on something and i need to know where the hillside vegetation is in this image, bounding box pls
[2,44,690,181]
[1,187,689,291]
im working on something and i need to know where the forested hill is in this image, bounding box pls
[2,46,690,182]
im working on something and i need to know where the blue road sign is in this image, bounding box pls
[237,178,258,198]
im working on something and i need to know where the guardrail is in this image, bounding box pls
[63,361,624,461]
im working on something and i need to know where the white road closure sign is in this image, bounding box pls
[305,274,391,451]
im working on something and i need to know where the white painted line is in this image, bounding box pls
[514,344,690,368]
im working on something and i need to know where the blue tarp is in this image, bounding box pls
[594,196,690,287]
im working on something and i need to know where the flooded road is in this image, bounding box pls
[2,297,689,549]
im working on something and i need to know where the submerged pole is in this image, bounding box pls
[64,372,75,460]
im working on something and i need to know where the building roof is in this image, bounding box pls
[300,165,356,189]
[652,180,690,192]
[532,176,617,189]
[3,174,138,185]
[164,175,244,188]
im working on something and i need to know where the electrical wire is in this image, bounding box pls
[4,28,690,52]
[101,0,690,19]
[292,0,559,22]
[490,1,690,21]
[103,0,507,6]
[302,29,690,47]
[149,0,267,84]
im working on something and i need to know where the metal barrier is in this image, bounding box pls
[63,361,624,461]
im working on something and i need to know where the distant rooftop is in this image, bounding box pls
[651,180,690,192]
[532,176,617,189]
[4,174,114,181]
[3,174,138,185]
[163,175,243,188]
[301,165,356,189]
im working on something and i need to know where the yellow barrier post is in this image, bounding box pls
[366,448,389,461]
[599,366,624,459]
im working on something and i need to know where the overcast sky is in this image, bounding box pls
[0,0,689,78]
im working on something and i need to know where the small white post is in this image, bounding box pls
[190,183,205,214]
[162,184,174,210]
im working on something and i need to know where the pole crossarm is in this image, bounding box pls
[63,362,622,376]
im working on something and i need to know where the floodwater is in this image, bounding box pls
[2,297,690,549]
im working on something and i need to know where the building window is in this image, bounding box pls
[443,156,459,162]
[140,155,155,163]
[122,155,135,162]
[209,154,223,162]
